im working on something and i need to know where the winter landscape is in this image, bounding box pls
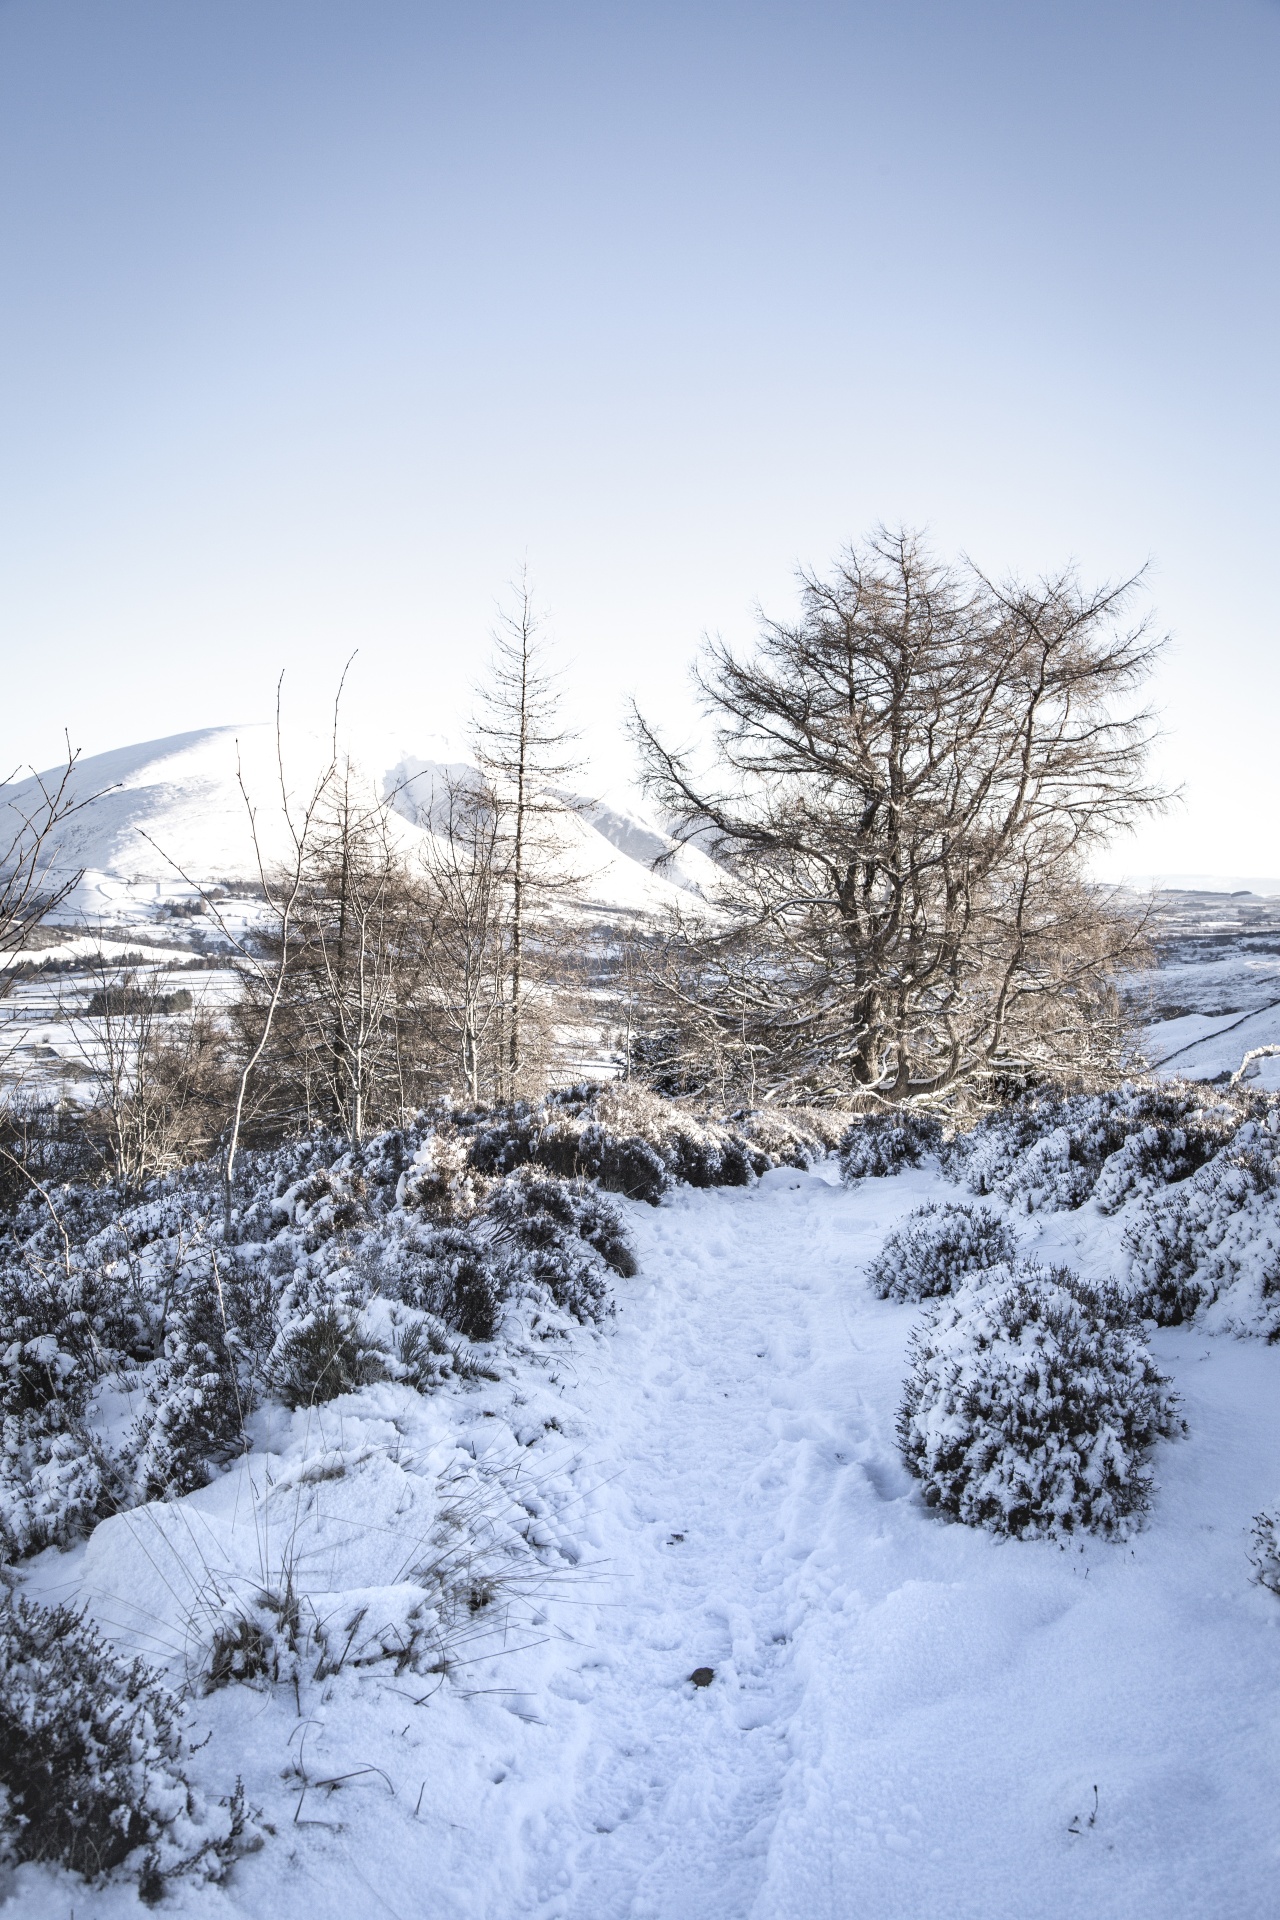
[4,581,1280,1920]
[3,6,1279,1918]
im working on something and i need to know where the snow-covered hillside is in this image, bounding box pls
[0,728,721,926]
[1135,890,1280,1090]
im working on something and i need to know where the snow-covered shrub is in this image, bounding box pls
[284,1162,372,1247]
[467,1101,671,1202]
[1091,1108,1238,1214]
[0,1415,114,1560]
[486,1174,618,1325]
[0,1262,99,1423]
[994,1124,1098,1213]
[839,1111,944,1183]
[738,1107,846,1169]
[1124,1133,1280,1332]
[1250,1510,1280,1596]
[0,1594,191,1882]
[0,1263,115,1557]
[489,1171,636,1278]
[265,1271,384,1408]
[866,1201,1016,1302]
[380,1225,501,1341]
[131,1273,252,1500]
[897,1261,1181,1538]
[463,1084,811,1204]
[948,1081,1247,1215]
[399,1130,486,1221]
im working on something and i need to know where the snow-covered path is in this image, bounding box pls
[508,1166,1280,1920]
[514,1164,911,1918]
[12,1164,1280,1919]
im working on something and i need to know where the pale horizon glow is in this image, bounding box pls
[2,0,1277,879]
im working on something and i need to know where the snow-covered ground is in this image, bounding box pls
[10,1159,1279,1918]
[1128,889,1280,1089]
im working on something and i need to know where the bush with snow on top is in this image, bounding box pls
[0,1262,117,1555]
[129,1253,269,1499]
[948,1081,1249,1215]
[463,1083,814,1204]
[0,1593,247,1896]
[839,1112,944,1183]
[1124,1131,1280,1334]
[398,1130,487,1222]
[264,1270,386,1409]
[897,1261,1181,1539]
[737,1107,846,1168]
[867,1201,1016,1302]
[377,1222,501,1342]
[490,1169,635,1280]
[0,1414,114,1559]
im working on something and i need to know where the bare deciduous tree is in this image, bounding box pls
[632,528,1168,1106]
[61,965,229,1191]
[139,679,343,1227]
[250,763,414,1143]
[473,575,583,1098]
[414,772,511,1103]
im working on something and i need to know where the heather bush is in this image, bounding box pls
[0,1595,189,1885]
[1124,1132,1280,1332]
[379,1223,501,1342]
[0,1412,115,1560]
[486,1172,621,1324]
[898,1261,1181,1538]
[130,1266,256,1499]
[866,1201,1016,1302]
[463,1083,822,1204]
[488,1171,636,1279]
[264,1271,383,1408]
[737,1107,846,1169]
[948,1081,1249,1214]
[399,1130,487,1221]
[839,1112,944,1183]
[468,1101,671,1202]
[0,1261,117,1556]
[0,1262,100,1424]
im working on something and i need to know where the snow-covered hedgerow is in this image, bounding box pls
[839,1112,944,1183]
[947,1082,1247,1214]
[736,1106,848,1169]
[0,1084,839,1563]
[463,1084,834,1204]
[0,1260,119,1557]
[897,1262,1181,1538]
[1123,1131,1280,1335]
[0,1115,639,1542]
[0,1594,245,1896]
[866,1201,1016,1302]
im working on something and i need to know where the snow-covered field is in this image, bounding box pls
[1135,891,1280,1089]
[9,1153,1279,1919]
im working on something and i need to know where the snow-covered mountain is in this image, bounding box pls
[0,726,722,926]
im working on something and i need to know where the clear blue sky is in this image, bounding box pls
[1,0,1277,874]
